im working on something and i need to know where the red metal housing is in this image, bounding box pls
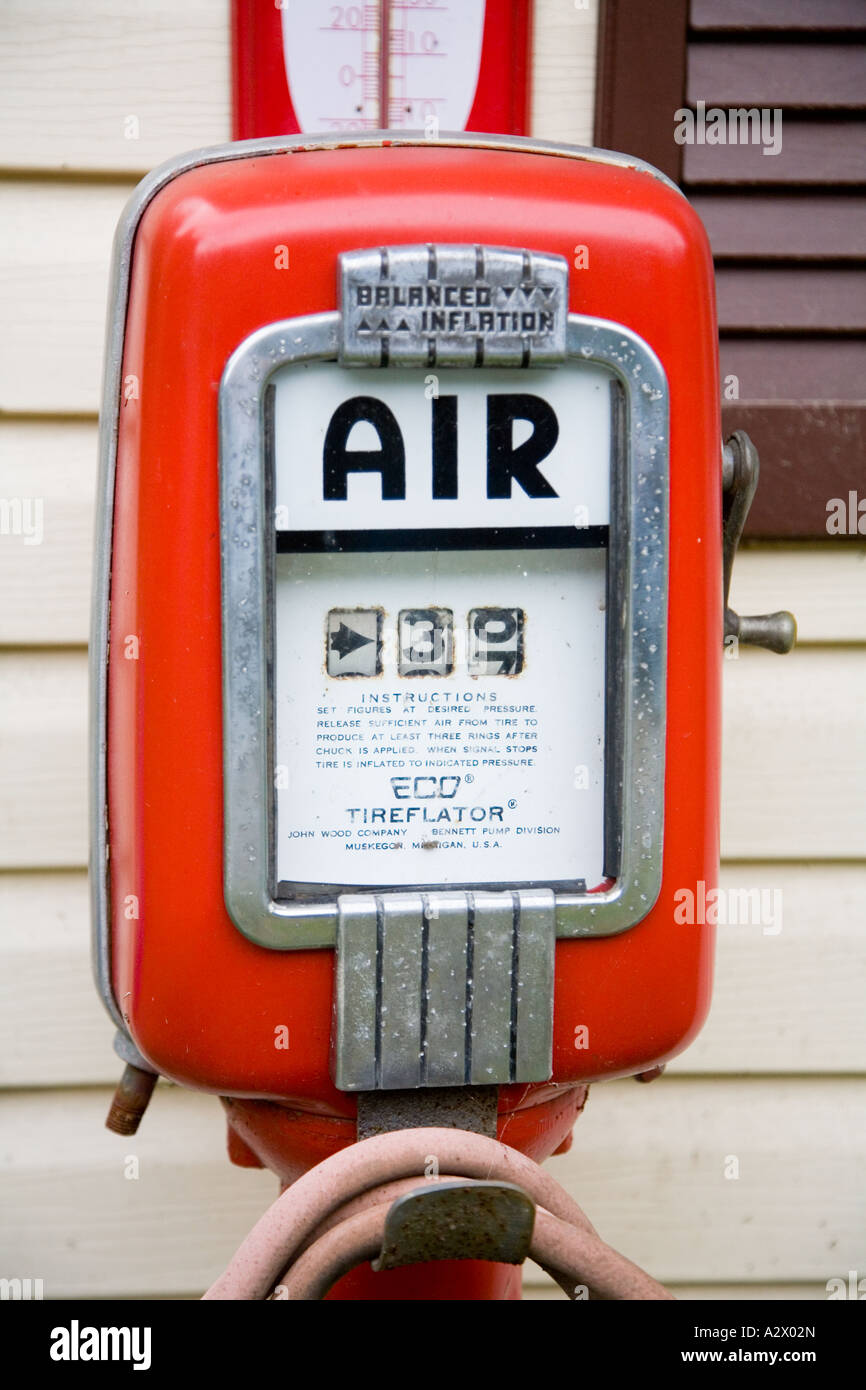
[105,137,720,1166]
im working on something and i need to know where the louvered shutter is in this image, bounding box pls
[594,0,866,537]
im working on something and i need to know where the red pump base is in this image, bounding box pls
[222,1085,589,1300]
[210,1104,672,1302]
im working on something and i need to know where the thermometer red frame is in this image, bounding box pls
[232,0,533,140]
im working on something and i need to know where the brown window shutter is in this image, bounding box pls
[595,0,866,538]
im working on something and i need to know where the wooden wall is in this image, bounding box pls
[0,0,863,1301]
[594,0,866,536]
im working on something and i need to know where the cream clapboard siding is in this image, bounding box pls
[0,0,231,176]
[0,1,863,1302]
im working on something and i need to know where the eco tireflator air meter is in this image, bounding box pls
[93,133,726,1167]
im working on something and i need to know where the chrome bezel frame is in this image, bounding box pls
[92,132,679,1015]
[218,311,668,949]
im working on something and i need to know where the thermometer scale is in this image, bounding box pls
[233,0,532,139]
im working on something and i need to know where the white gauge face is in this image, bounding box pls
[280,0,486,133]
[271,359,614,892]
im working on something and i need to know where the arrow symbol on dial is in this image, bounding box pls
[330,622,374,660]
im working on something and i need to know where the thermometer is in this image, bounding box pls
[233,0,532,139]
